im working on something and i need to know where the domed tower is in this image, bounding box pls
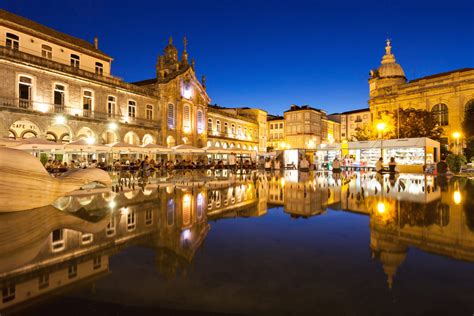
[369,39,407,97]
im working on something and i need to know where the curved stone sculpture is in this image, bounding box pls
[0,147,112,212]
[0,204,111,274]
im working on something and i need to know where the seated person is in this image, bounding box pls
[375,157,384,173]
[388,157,397,173]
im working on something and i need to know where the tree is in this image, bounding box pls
[352,125,371,141]
[462,100,474,160]
[396,108,443,140]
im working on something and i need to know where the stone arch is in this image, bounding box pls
[124,131,140,145]
[9,119,42,139]
[102,130,120,144]
[431,103,449,126]
[76,126,96,141]
[206,140,212,147]
[142,134,155,145]
[166,135,176,148]
[47,124,72,143]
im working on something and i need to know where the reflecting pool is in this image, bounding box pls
[1,171,474,315]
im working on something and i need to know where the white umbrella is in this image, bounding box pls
[140,143,172,153]
[64,139,110,152]
[107,141,143,153]
[202,145,231,154]
[0,137,23,148]
[172,144,205,154]
[13,138,64,151]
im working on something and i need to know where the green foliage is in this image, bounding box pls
[463,101,474,160]
[39,153,48,165]
[446,154,467,173]
[352,125,371,141]
[397,108,444,140]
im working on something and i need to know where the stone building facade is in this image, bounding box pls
[368,39,474,149]
[328,108,371,141]
[283,105,339,149]
[267,115,285,150]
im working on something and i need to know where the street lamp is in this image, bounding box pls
[377,122,386,161]
[452,132,461,155]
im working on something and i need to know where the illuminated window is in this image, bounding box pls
[128,100,136,119]
[41,45,52,59]
[231,124,235,134]
[2,285,15,303]
[207,118,212,131]
[83,90,93,117]
[18,76,32,108]
[38,274,49,290]
[93,256,101,270]
[6,33,19,50]
[168,104,175,129]
[146,104,153,120]
[51,229,65,252]
[68,264,77,279]
[224,122,229,133]
[197,110,204,134]
[167,199,175,226]
[432,103,449,126]
[81,233,93,245]
[70,54,80,68]
[145,209,153,225]
[54,84,65,108]
[106,216,116,237]
[216,120,221,132]
[107,96,116,118]
[127,210,136,231]
[95,62,103,75]
[183,104,191,129]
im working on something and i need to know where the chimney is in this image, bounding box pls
[93,37,98,49]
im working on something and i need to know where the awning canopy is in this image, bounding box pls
[107,141,143,153]
[13,138,64,151]
[202,145,231,153]
[64,139,110,152]
[172,144,205,154]
[140,143,173,153]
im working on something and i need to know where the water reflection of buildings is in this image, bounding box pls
[0,187,209,312]
[368,177,474,289]
[2,173,474,310]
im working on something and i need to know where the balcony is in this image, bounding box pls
[0,96,160,129]
[0,46,157,97]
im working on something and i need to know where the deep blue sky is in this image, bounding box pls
[3,0,474,115]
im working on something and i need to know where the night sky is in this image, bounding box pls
[3,0,474,115]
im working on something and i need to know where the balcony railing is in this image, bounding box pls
[0,96,160,129]
[0,46,157,97]
[207,129,256,142]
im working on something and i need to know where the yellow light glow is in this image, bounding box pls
[376,122,386,132]
[280,178,285,188]
[37,103,49,113]
[108,122,118,131]
[452,132,461,139]
[54,115,66,125]
[453,190,462,205]
[108,200,116,209]
[377,202,386,214]
[183,87,192,99]
[86,136,95,145]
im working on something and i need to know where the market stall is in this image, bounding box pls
[315,143,341,170]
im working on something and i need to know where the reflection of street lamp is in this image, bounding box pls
[377,201,386,214]
[452,132,461,155]
[377,122,387,160]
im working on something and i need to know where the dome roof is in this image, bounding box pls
[377,39,406,79]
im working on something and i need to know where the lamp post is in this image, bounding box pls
[452,132,461,155]
[377,122,387,161]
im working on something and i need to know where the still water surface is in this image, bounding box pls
[1,171,473,315]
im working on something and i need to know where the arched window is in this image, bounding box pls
[167,104,175,129]
[216,120,221,132]
[183,104,191,130]
[431,103,449,126]
[197,110,204,134]
[207,118,212,131]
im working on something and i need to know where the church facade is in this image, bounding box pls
[368,39,474,150]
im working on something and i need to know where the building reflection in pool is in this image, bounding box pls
[0,171,473,311]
